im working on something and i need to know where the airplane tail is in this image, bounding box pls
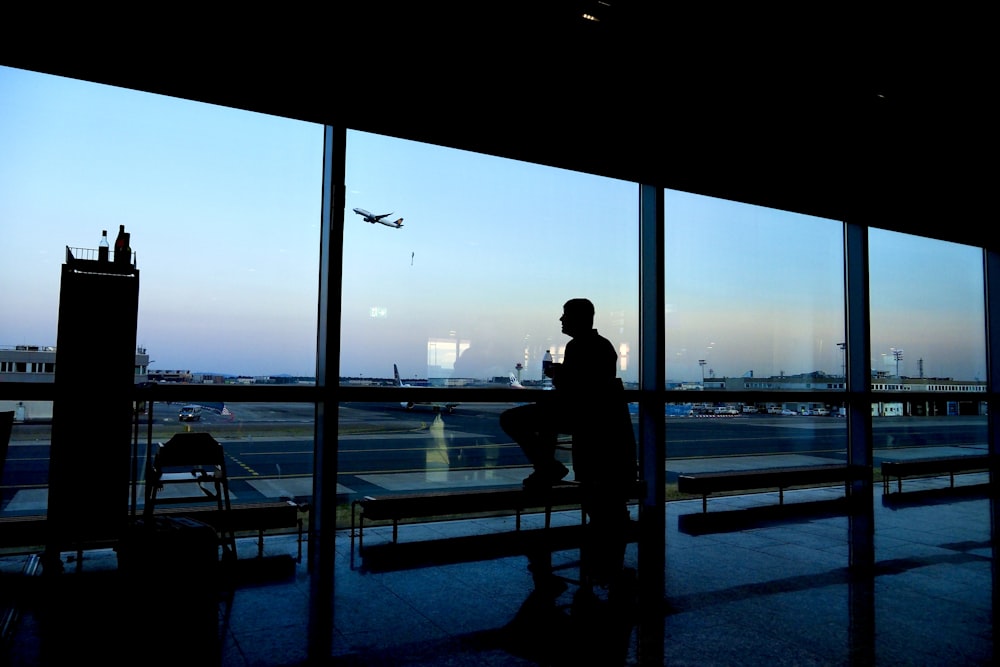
[393,364,402,386]
[395,218,403,227]
[509,373,523,388]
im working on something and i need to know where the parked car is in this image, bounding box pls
[178,405,202,421]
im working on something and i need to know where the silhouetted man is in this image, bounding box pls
[500,298,619,488]
[501,298,637,588]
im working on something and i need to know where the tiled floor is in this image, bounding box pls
[2,475,995,666]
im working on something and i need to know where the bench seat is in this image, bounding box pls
[678,464,868,512]
[151,500,305,560]
[351,484,588,548]
[351,480,646,549]
[0,500,305,562]
[881,454,991,494]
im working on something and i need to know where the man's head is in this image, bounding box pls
[560,298,595,337]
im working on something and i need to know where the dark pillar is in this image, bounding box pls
[44,240,139,572]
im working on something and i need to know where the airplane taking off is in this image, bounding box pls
[354,208,403,228]
[394,364,458,413]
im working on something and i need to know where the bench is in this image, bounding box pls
[0,500,306,562]
[678,464,868,512]
[351,484,587,549]
[881,455,991,494]
[351,481,646,549]
[151,500,305,561]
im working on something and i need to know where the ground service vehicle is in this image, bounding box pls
[178,405,202,421]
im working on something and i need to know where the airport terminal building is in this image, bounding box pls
[0,344,149,421]
[708,371,987,416]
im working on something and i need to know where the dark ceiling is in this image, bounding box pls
[3,3,991,248]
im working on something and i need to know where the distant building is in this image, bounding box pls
[148,369,193,383]
[1,344,150,421]
[710,371,986,417]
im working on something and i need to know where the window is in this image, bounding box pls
[664,189,847,470]
[0,66,322,521]
[337,130,639,485]
[869,229,987,424]
[342,130,638,389]
[665,190,845,386]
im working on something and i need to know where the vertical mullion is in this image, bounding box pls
[844,221,874,573]
[309,124,345,662]
[637,183,665,664]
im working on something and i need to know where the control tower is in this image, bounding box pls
[44,231,139,572]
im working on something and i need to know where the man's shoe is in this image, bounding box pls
[523,462,569,489]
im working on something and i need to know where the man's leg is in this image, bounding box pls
[500,403,567,485]
[581,486,629,588]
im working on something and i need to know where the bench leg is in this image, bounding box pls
[779,487,784,505]
[702,495,707,513]
[897,476,902,494]
[392,520,398,544]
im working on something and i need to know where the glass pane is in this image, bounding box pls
[1,407,50,519]
[665,190,845,387]
[868,229,987,490]
[337,399,640,526]
[142,400,315,509]
[341,130,638,485]
[0,66,322,380]
[337,400,535,494]
[342,130,638,388]
[664,190,848,492]
[0,67,323,544]
[868,229,986,390]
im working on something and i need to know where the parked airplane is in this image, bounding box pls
[508,373,524,388]
[354,207,403,228]
[394,364,458,413]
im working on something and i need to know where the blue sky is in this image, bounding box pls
[1,65,987,382]
[1,66,322,376]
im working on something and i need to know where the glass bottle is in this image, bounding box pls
[114,224,130,264]
[98,229,109,262]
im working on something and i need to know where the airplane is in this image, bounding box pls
[394,364,458,413]
[353,207,404,229]
[508,373,524,388]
